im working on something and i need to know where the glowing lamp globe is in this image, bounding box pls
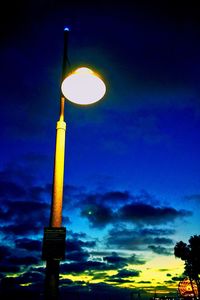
[61,67,106,105]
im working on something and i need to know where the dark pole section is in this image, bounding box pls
[61,27,70,82]
[43,27,70,300]
[44,260,60,300]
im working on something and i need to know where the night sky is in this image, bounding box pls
[1,1,200,299]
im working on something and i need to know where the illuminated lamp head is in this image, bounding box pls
[61,67,106,105]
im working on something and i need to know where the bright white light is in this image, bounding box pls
[61,67,106,105]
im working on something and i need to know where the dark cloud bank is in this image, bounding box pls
[0,164,192,298]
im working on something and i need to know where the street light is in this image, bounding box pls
[42,28,106,300]
[61,67,106,105]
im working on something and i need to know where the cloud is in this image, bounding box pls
[66,238,96,252]
[0,181,26,199]
[103,252,145,268]
[66,250,89,262]
[184,194,200,202]
[103,252,128,268]
[80,190,132,208]
[117,203,191,225]
[0,163,35,186]
[5,201,48,221]
[61,249,144,276]
[0,161,54,203]
[60,260,111,274]
[116,268,141,278]
[60,262,86,274]
[0,264,21,273]
[0,246,11,262]
[15,238,42,252]
[0,166,191,236]
[148,245,172,256]
[79,189,159,211]
[138,227,175,236]
[0,197,49,237]
[0,159,193,294]
[0,242,41,275]
[63,236,96,263]
[153,237,173,245]
[63,184,87,208]
[0,269,44,298]
[106,226,175,251]
[107,268,141,284]
[59,277,74,285]
[65,239,90,262]
[171,276,184,281]
[80,189,191,228]
[15,270,44,285]
[0,223,41,236]
[127,254,146,265]
[60,281,137,300]
[67,231,87,239]
[7,256,39,266]
[81,204,114,228]
[101,191,131,204]
[0,165,52,238]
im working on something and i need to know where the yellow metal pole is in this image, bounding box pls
[50,96,66,227]
[44,97,66,300]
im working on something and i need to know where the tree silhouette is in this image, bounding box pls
[174,235,200,298]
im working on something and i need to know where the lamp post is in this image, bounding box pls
[42,28,106,300]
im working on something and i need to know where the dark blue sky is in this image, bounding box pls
[0,1,200,299]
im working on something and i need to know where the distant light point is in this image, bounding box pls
[64,27,70,31]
